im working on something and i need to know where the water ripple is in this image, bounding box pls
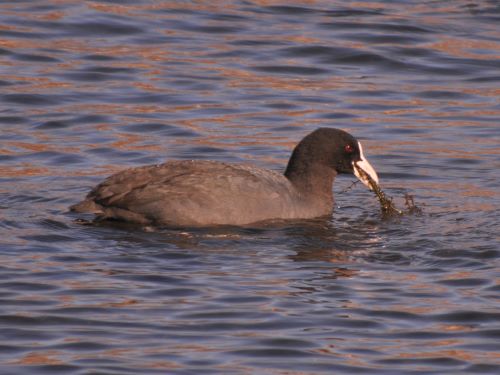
[0,0,499,374]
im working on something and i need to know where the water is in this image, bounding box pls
[0,0,499,373]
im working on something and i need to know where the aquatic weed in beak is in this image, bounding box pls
[354,163,422,218]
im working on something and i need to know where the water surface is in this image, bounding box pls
[0,1,499,374]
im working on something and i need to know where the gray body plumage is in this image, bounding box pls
[71,160,333,226]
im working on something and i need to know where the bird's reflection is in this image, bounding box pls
[71,212,386,282]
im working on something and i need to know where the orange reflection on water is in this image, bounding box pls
[0,165,50,177]
[429,37,500,60]
[12,351,64,366]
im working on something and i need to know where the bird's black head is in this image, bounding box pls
[285,127,378,189]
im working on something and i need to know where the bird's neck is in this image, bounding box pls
[284,159,336,203]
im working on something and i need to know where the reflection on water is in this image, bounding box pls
[0,0,499,374]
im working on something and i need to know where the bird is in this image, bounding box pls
[70,127,378,227]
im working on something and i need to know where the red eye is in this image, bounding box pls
[344,144,354,153]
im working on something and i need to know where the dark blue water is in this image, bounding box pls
[0,1,499,373]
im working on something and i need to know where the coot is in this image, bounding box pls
[71,128,378,226]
